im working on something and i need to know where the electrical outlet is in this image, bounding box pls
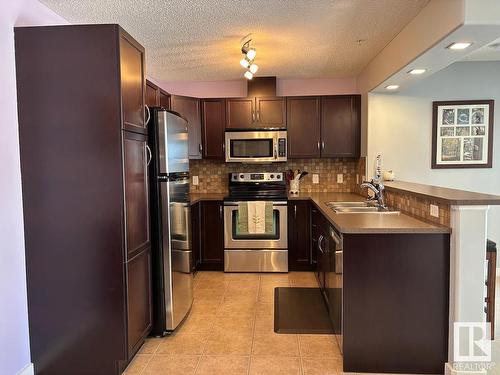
[430,204,439,218]
[337,174,344,184]
[356,174,359,184]
[312,174,319,184]
[192,176,199,186]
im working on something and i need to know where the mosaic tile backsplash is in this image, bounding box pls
[189,158,367,194]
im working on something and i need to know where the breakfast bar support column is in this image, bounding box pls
[446,205,489,375]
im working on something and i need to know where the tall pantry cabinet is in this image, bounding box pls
[15,25,151,375]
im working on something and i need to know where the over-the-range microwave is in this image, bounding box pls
[225,130,287,163]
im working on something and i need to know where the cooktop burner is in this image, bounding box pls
[225,172,287,201]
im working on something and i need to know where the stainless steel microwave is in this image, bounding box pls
[225,130,287,163]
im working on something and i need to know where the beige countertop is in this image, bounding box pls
[290,192,451,234]
[191,192,450,234]
[384,180,500,205]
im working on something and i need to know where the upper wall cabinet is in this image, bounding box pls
[226,97,286,129]
[321,95,361,158]
[146,80,171,109]
[287,97,321,158]
[159,90,170,109]
[120,33,146,134]
[201,99,225,159]
[171,95,202,159]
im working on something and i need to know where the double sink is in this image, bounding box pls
[326,201,400,214]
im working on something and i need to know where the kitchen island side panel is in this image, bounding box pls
[342,233,450,374]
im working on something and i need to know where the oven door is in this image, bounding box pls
[224,201,288,249]
[225,131,286,163]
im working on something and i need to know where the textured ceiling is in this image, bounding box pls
[40,0,429,81]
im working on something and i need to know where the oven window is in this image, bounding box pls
[231,209,280,240]
[230,139,273,158]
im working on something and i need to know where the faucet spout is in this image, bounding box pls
[360,180,386,208]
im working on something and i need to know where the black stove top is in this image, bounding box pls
[225,172,287,202]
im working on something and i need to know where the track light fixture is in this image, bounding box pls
[240,39,258,79]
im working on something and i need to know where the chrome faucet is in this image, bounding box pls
[360,180,386,208]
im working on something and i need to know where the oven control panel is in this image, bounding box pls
[230,172,283,182]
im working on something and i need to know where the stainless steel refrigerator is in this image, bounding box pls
[148,108,193,335]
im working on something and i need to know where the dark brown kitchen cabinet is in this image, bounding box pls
[226,98,255,129]
[288,200,313,271]
[146,80,159,107]
[287,97,321,158]
[201,98,226,159]
[171,95,202,159]
[321,95,361,157]
[120,32,146,134]
[191,203,201,271]
[198,201,224,270]
[226,97,286,129]
[126,247,152,357]
[15,24,151,375]
[159,90,171,109]
[123,131,150,259]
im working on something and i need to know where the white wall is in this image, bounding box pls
[0,1,67,374]
[368,61,500,244]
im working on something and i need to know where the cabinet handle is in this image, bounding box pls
[199,143,203,154]
[257,111,260,122]
[321,141,325,150]
[145,105,151,127]
[294,204,297,218]
[252,111,256,122]
[318,234,324,254]
[317,141,320,150]
[146,145,152,166]
[219,205,223,219]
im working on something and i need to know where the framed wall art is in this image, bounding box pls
[432,100,494,168]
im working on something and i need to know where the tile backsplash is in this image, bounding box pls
[190,157,367,194]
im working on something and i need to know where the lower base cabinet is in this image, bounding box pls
[197,201,224,270]
[288,200,313,271]
[126,247,152,357]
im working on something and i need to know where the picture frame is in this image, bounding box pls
[432,100,494,169]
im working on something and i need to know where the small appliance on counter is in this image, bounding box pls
[224,172,288,272]
[148,108,193,335]
[225,130,287,163]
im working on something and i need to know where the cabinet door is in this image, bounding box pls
[199,201,224,270]
[145,80,159,107]
[191,203,200,271]
[123,132,150,259]
[288,201,312,271]
[201,99,225,159]
[255,97,286,128]
[120,33,146,133]
[171,96,202,159]
[321,95,361,157]
[126,247,152,357]
[226,98,255,129]
[287,97,321,158]
[159,90,171,109]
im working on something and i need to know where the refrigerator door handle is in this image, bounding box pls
[146,145,152,166]
[145,105,151,126]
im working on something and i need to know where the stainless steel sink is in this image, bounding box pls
[325,201,400,214]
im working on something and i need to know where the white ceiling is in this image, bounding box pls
[462,36,500,61]
[40,0,429,81]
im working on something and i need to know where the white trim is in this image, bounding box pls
[17,363,34,375]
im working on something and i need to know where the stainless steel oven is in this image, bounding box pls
[225,130,287,163]
[223,200,288,272]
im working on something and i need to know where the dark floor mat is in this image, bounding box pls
[274,287,334,334]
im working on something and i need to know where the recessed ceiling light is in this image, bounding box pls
[408,68,427,75]
[385,85,399,90]
[447,42,473,50]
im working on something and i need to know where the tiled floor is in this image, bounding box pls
[124,271,344,375]
[125,272,500,375]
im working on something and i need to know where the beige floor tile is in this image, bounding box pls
[195,355,250,375]
[302,357,344,375]
[249,356,302,375]
[176,313,216,335]
[291,280,319,287]
[298,335,341,358]
[224,287,259,301]
[217,300,257,316]
[156,334,208,355]
[204,332,253,355]
[190,300,221,315]
[228,278,261,290]
[124,354,152,374]
[138,338,162,354]
[254,313,275,334]
[259,273,291,283]
[252,334,299,356]
[226,273,261,282]
[143,354,199,375]
[194,277,229,290]
[256,303,274,317]
[257,287,276,303]
[213,314,255,334]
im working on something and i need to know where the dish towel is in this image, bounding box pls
[237,202,274,234]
